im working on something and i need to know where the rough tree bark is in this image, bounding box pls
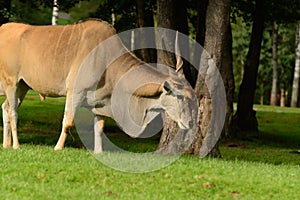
[0,0,11,25]
[291,22,300,107]
[270,21,279,106]
[192,0,233,156]
[234,0,264,133]
[158,0,232,158]
[156,0,192,153]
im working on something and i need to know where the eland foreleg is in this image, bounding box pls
[94,115,104,154]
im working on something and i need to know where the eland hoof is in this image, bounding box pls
[54,146,63,151]
[3,144,11,149]
[94,149,103,154]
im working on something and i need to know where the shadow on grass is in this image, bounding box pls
[0,124,161,153]
[0,93,299,166]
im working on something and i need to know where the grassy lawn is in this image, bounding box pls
[0,92,300,199]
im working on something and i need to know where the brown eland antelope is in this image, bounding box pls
[0,19,197,153]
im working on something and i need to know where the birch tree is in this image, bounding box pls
[270,21,279,106]
[52,0,59,25]
[291,22,300,107]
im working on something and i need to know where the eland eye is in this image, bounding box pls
[163,83,172,95]
[166,89,172,95]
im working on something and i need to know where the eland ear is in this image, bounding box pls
[161,39,174,68]
[175,31,184,76]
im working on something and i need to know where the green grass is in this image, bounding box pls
[0,92,300,199]
[1,146,300,200]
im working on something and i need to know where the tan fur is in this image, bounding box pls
[0,19,196,151]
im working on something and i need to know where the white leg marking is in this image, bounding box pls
[94,115,104,154]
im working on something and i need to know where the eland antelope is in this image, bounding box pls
[0,19,197,153]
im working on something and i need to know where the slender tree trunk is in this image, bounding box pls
[280,88,286,107]
[136,0,156,63]
[234,0,264,133]
[0,0,11,25]
[52,0,59,25]
[111,9,115,26]
[291,22,300,107]
[222,23,235,137]
[270,21,279,106]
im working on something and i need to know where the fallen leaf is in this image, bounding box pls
[194,174,205,179]
[231,192,240,199]
[203,182,213,188]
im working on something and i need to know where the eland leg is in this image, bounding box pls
[5,86,19,149]
[94,115,105,154]
[54,91,84,151]
[2,100,11,148]
[3,82,29,149]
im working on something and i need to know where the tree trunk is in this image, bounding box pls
[280,88,286,107]
[157,0,231,158]
[156,0,192,153]
[0,0,11,25]
[192,0,232,157]
[52,0,59,25]
[222,23,235,138]
[136,0,156,63]
[270,21,279,106]
[156,0,191,81]
[195,0,208,47]
[291,22,300,107]
[192,0,208,87]
[234,0,264,133]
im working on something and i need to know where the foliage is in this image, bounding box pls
[255,23,296,105]
[231,17,251,100]
[231,16,297,105]
[3,0,299,102]
[69,0,138,32]
[256,27,273,104]
[277,23,296,90]
[10,0,52,24]
[9,0,80,25]
[231,0,299,105]
[232,0,300,24]
[68,0,101,22]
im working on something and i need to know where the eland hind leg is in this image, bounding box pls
[54,90,85,151]
[3,82,29,149]
[2,100,11,148]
